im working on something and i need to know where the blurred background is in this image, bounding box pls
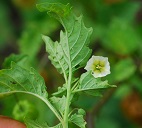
[0,0,142,128]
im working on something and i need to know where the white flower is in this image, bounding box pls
[84,56,110,78]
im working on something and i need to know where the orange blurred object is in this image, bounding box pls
[12,0,36,8]
[121,91,142,126]
[0,115,26,128]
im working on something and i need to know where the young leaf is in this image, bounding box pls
[25,118,62,128]
[52,86,66,96]
[52,78,79,96]
[37,3,93,76]
[2,54,28,69]
[42,36,68,75]
[69,113,86,128]
[73,71,116,96]
[50,96,66,116]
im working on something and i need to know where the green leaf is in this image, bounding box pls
[78,108,86,116]
[93,1,141,24]
[42,36,68,74]
[73,71,116,96]
[52,78,79,96]
[0,62,62,123]
[69,113,86,128]
[25,120,49,128]
[19,30,42,58]
[37,3,93,76]
[0,62,47,99]
[50,96,66,116]
[101,18,140,55]
[2,54,29,69]
[112,58,136,82]
[52,86,66,96]
[25,118,62,128]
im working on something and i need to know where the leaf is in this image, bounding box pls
[93,1,141,24]
[19,29,42,58]
[112,58,136,82]
[78,108,86,116]
[101,18,140,55]
[37,3,93,75]
[50,96,66,116]
[69,113,86,128]
[52,86,66,96]
[25,118,62,128]
[2,54,29,69]
[0,62,48,99]
[25,119,49,128]
[73,71,116,96]
[52,78,78,96]
[0,62,62,122]
[42,36,68,74]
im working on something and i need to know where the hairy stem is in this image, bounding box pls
[15,91,64,125]
[63,68,72,128]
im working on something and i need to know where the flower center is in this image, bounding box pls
[95,64,102,70]
[91,61,105,73]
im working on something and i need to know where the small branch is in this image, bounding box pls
[85,88,116,128]
[86,112,95,128]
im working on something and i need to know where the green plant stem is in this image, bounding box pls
[0,91,64,126]
[25,92,64,125]
[71,81,79,92]
[63,68,72,128]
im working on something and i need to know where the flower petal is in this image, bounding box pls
[84,56,110,78]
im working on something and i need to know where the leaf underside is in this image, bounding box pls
[76,71,116,96]
[50,95,66,116]
[25,118,62,128]
[69,113,86,128]
[37,3,93,76]
[0,62,48,99]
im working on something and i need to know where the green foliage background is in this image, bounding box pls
[0,0,142,127]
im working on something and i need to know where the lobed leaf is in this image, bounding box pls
[37,3,93,76]
[50,96,66,116]
[69,113,86,128]
[0,62,48,99]
[42,36,68,74]
[25,118,62,128]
